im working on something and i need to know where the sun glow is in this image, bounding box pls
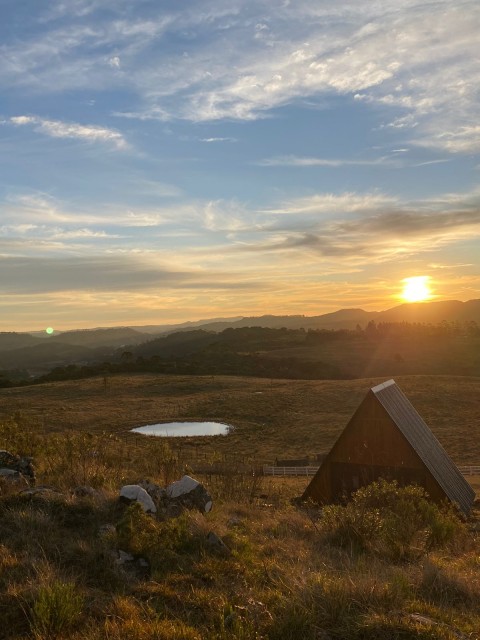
[401,276,432,303]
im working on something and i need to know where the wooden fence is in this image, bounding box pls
[263,466,320,477]
[264,465,480,477]
[458,465,480,476]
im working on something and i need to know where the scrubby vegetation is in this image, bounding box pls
[2,320,480,385]
[0,418,478,639]
[2,373,480,465]
[321,479,467,561]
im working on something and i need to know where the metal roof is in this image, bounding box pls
[372,379,475,516]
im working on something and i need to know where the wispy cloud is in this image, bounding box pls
[257,155,389,167]
[1,193,192,229]
[2,1,478,153]
[261,192,397,216]
[7,115,127,148]
[199,137,237,143]
[0,254,260,295]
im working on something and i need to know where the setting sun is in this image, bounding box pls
[401,276,432,303]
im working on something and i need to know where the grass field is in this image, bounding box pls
[1,373,479,465]
[0,374,479,639]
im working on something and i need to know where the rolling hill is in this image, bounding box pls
[2,299,479,380]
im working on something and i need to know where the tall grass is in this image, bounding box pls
[30,581,84,639]
[0,404,477,639]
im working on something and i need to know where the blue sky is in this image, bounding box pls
[1,0,479,330]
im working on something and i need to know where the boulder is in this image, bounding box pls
[119,485,157,513]
[115,549,135,565]
[20,486,64,496]
[112,549,150,578]
[0,450,35,484]
[72,485,97,498]
[0,468,19,477]
[206,531,231,556]
[165,502,184,519]
[137,480,167,503]
[166,475,213,513]
[0,468,30,491]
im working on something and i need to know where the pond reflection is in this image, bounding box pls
[131,421,231,437]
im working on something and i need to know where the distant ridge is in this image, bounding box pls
[126,299,480,335]
[2,298,479,380]
[16,298,480,338]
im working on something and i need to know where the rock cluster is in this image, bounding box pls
[120,485,157,513]
[116,475,230,572]
[0,450,35,484]
[119,475,213,519]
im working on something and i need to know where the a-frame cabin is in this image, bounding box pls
[302,380,475,516]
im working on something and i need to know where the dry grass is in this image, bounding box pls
[0,374,478,638]
[1,374,480,464]
[0,480,478,639]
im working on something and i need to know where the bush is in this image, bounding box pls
[30,581,84,639]
[115,503,201,573]
[321,479,466,561]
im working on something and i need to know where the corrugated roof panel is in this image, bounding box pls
[373,380,475,515]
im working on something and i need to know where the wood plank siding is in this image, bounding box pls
[302,380,475,515]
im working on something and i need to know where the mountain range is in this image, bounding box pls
[1,299,479,378]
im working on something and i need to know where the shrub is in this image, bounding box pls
[321,479,466,561]
[115,503,201,573]
[30,581,84,639]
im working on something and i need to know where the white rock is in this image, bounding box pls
[0,468,18,476]
[166,475,200,499]
[120,484,157,513]
[116,549,135,565]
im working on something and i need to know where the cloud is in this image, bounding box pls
[0,254,259,294]
[1,1,477,153]
[261,192,397,216]
[1,192,192,229]
[257,155,389,167]
[171,186,478,276]
[199,137,237,143]
[202,199,256,233]
[7,115,127,149]
[0,223,115,241]
[420,125,480,154]
[49,228,117,240]
[0,255,186,293]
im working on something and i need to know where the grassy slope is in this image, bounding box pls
[0,374,479,639]
[1,374,480,463]
[0,473,478,639]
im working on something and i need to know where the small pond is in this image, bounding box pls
[131,421,231,437]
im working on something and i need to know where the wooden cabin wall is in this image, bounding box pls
[329,391,424,469]
[303,391,448,504]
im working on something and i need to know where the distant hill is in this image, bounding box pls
[377,299,480,324]
[0,342,108,374]
[48,327,149,348]
[0,328,149,376]
[0,332,44,351]
[128,316,243,335]
[152,299,480,334]
[19,299,480,339]
[2,299,479,381]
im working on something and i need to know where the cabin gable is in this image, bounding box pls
[302,381,474,515]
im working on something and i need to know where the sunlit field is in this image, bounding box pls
[1,373,479,465]
[0,373,479,639]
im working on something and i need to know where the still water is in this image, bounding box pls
[131,421,231,437]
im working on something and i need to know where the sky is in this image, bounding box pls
[1,0,480,331]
